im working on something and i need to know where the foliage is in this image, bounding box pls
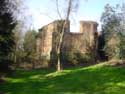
[61,52,78,65]
[76,52,92,63]
[23,30,38,68]
[118,3,125,59]
[97,32,107,61]
[0,0,17,73]
[23,30,37,53]
[11,23,25,66]
[61,52,92,66]
[118,32,125,59]
[1,63,125,94]
[101,4,125,60]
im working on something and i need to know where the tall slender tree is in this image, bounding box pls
[55,0,80,71]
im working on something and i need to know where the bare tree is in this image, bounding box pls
[55,0,80,71]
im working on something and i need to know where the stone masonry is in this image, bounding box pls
[37,20,98,63]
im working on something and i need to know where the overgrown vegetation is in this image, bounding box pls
[61,52,92,66]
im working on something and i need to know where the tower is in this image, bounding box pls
[80,21,98,33]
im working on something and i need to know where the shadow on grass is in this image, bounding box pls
[0,65,125,94]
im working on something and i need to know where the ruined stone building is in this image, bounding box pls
[36,20,98,66]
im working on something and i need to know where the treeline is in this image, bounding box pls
[0,0,37,76]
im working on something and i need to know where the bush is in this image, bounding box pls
[76,53,92,63]
[39,55,50,68]
[61,52,92,66]
[61,52,77,65]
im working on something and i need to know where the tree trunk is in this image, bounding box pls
[56,0,72,71]
[56,27,65,71]
[57,54,61,71]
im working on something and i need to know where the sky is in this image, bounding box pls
[25,0,123,32]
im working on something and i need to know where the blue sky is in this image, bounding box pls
[26,0,123,32]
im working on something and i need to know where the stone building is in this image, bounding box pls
[36,20,98,66]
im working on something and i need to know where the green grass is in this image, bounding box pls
[1,63,125,94]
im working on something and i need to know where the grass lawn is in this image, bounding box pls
[0,63,125,94]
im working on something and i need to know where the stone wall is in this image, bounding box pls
[62,32,84,52]
[62,21,98,53]
[37,20,70,60]
[37,22,54,60]
[36,20,98,66]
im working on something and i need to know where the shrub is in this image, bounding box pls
[76,52,92,63]
[61,52,93,66]
[61,52,77,65]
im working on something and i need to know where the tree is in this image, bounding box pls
[118,3,125,59]
[55,0,80,71]
[0,0,25,74]
[101,3,125,60]
[12,22,24,68]
[23,30,37,69]
[0,0,17,73]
